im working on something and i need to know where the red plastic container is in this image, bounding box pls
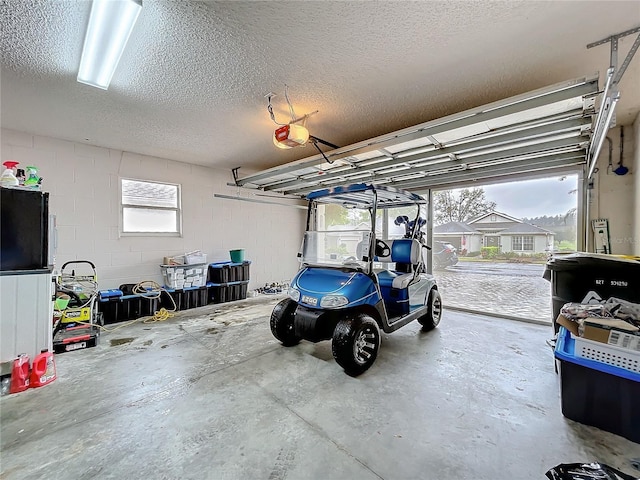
[9,354,30,393]
[30,350,56,388]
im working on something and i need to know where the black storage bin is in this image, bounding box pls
[120,295,143,320]
[209,284,231,304]
[241,261,250,282]
[99,292,162,323]
[559,360,640,443]
[238,282,248,300]
[184,286,208,308]
[98,299,120,324]
[208,261,251,284]
[230,283,241,301]
[138,296,159,317]
[208,264,230,284]
[544,253,640,332]
[162,290,185,311]
[555,328,640,443]
[194,286,208,308]
[229,265,241,282]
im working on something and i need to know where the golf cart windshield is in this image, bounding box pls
[300,184,427,269]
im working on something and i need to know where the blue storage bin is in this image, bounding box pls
[99,289,123,300]
[554,327,640,442]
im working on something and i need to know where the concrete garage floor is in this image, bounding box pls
[1,297,639,479]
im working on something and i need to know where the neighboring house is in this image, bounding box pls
[434,211,554,254]
[431,221,483,253]
[325,222,370,253]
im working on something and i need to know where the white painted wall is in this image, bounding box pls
[1,129,306,290]
[589,125,636,255]
[467,235,482,253]
[634,113,640,256]
[534,235,548,253]
[500,235,512,252]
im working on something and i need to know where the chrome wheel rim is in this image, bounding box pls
[353,326,377,365]
[432,294,442,324]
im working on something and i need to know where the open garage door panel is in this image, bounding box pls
[235,75,599,195]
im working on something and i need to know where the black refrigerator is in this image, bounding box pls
[1,187,49,271]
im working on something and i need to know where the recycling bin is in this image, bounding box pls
[543,253,640,332]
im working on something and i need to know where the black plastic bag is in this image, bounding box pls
[546,462,639,480]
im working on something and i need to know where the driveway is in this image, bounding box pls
[432,261,552,325]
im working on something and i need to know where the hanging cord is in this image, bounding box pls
[266,85,302,125]
[284,84,297,122]
[605,136,613,174]
[266,94,287,126]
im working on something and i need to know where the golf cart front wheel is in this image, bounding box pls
[270,298,301,347]
[418,289,442,331]
[332,314,380,376]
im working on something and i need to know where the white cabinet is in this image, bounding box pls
[0,270,54,374]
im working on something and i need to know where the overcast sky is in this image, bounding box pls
[480,175,578,219]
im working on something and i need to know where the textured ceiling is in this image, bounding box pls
[1,1,639,172]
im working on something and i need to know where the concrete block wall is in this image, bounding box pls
[1,128,305,290]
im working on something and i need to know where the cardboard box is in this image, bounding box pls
[556,314,579,337]
[581,317,639,345]
[163,256,184,265]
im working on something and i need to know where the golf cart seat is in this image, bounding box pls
[375,239,421,289]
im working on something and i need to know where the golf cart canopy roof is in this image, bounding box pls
[307,183,427,209]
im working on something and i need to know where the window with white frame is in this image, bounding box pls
[121,179,181,235]
[512,235,534,251]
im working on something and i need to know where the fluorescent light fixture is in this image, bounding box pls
[77,0,142,90]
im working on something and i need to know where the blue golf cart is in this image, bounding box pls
[270,183,442,376]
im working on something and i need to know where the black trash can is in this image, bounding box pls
[543,253,640,332]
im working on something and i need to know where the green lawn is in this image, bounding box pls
[458,256,547,265]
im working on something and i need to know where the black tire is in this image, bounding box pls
[332,314,380,376]
[419,289,442,331]
[270,298,301,347]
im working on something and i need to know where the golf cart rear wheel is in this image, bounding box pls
[419,289,442,331]
[270,298,301,347]
[332,314,380,376]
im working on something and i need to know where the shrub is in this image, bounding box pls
[481,246,499,259]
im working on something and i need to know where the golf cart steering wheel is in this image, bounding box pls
[375,239,391,258]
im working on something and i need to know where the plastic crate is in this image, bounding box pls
[161,264,206,289]
[554,327,640,442]
[574,335,640,373]
[185,252,207,265]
